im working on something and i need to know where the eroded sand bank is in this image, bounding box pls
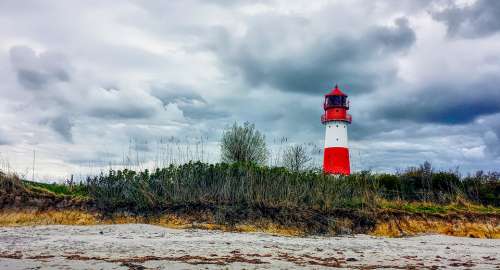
[0,224,498,269]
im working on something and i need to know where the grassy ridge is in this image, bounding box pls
[2,163,499,215]
[22,180,88,198]
[1,167,499,237]
[86,162,377,213]
[84,162,499,214]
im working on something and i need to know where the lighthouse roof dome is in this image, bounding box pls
[325,85,347,97]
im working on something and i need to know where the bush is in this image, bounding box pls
[282,144,312,172]
[86,162,378,213]
[377,174,401,199]
[462,171,500,206]
[220,122,268,165]
[84,160,500,214]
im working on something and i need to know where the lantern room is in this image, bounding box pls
[324,86,348,109]
[321,85,352,124]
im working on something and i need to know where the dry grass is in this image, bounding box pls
[373,199,500,238]
[371,216,500,238]
[378,198,500,215]
[0,210,304,236]
[0,210,99,226]
[233,223,304,236]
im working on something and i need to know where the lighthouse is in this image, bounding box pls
[321,85,352,175]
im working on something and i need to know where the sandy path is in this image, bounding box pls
[0,224,498,269]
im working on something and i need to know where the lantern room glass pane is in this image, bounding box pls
[327,96,346,107]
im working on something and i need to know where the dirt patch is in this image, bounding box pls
[373,210,500,238]
[1,207,499,238]
[0,174,91,211]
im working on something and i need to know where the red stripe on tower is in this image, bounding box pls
[321,85,352,175]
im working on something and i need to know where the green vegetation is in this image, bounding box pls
[282,144,312,172]
[378,199,500,215]
[86,162,377,213]
[82,161,499,215]
[376,162,499,207]
[22,180,88,198]
[2,162,498,216]
[221,122,268,165]
[1,161,499,237]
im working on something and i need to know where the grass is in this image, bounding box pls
[83,162,499,215]
[1,163,499,238]
[3,162,497,217]
[378,199,500,215]
[85,163,379,214]
[22,180,88,198]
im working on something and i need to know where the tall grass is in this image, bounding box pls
[85,162,499,215]
[86,162,378,213]
[0,171,23,194]
[3,161,498,217]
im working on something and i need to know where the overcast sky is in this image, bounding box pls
[1,0,499,180]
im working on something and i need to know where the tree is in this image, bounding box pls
[220,122,268,165]
[282,144,312,172]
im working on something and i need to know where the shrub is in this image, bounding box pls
[282,144,312,172]
[462,171,500,206]
[86,162,378,213]
[220,122,268,165]
[377,173,401,199]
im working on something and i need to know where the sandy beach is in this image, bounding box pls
[0,224,498,269]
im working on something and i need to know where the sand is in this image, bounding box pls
[0,224,498,269]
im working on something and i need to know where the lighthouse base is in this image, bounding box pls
[323,147,350,175]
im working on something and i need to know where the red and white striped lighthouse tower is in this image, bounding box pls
[321,85,352,175]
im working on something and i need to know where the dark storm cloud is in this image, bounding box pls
[151,83,229,120]
[377,78,500,124]
[9,46,71,90]
[349,121,385,141]
[88,106,156,120]
[47,116,73,142]
[212,17,415,95]
[84,87,161,120]
[180,105,229,120]
[15,69,50,90]
[2,0,500,175]
[433,0,500,39]
[483,115,500,157]
[150,83,205,105]
[0,138,10,145]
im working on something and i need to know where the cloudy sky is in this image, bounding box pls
[1,0,499,180]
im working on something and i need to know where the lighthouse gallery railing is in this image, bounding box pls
[321,114,352,124]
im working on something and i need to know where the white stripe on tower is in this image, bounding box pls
[324,120,349,148]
